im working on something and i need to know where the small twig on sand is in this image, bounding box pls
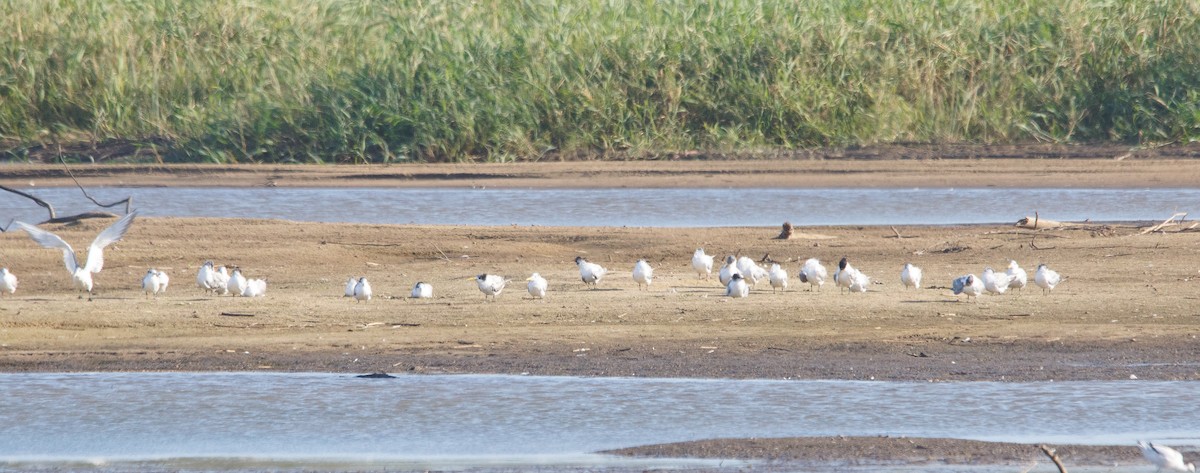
[219,312,256,317]
[434,244,452,262]
[1039,445,1068,473]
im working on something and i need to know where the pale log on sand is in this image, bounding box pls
[1138,212,1188,235]
[1039,445,1069,473]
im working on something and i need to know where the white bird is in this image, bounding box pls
[1006,260,1028,292]
[344,277,357,297]
[475,274,508,301]
[1,267,18,296]
[768,263,788,293]
[833,257,857,293]
[725,273,749,298]
[141,269,168,296]
[242,278,267,297]
[632,259,654,290]
[197,261,218,294]
[228,267,248,297]
[212,265,230,295]
[353,277,371,302]
[13,211,138,298]
[526,273,547,299]
[848,269,870,293]
[1035,263,1061,294]
[691,248,714,280]
[736,256,769,286]
[982,267,1014,295]
[952,274,984,302]
[718,255,741,286]
[900,263,922,289]
[411,282,433,299]
[575,256,607,288]
[798,258,828,292]
[1139,441,1195,472]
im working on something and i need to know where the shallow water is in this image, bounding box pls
[2,186,1197,226]
[0,373,1196,471]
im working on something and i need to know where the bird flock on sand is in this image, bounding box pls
[427,248,1064,303]
[2,214,1067,304]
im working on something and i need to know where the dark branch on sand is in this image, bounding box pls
[0,184,57,221]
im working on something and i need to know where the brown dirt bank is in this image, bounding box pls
[1,216,1199,379]
[4,143,1200,189]
[604,436,1158,469]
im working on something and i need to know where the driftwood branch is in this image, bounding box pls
[1038,445,1068,473]
[0,184,57,220]
[61,156,132,214]
[1139,212,1188,235]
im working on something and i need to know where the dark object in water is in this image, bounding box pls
[356,372,396,379]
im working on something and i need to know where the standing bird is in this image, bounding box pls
[952,274,984,302]
[848,269,870,293]
[691,248,714,280]
[1,267,18,296]
[242,278,267,297]
[142,269,168,296]
[768,263,788,293]
[475,274,508,301]
[632,259,654,291]
[798,258,828,292]
[833,257,857,293]
[344,277,357,297]
[718,255,740,286]
[1006,260,1028,292]
[1139,441,1195,472]
[1035,263,1061,294]
[227,267,248,297]
[725,273,749,298]
[353,277,372,302]
[575,256,607,288]
[982,267,1014,295]
[212,265,230,295]
[526,273,547,299]
[411,282,433,299]
[13,211,138,298]
[736,256,769,286]
[900,263,922,289]
[197,261,218,294]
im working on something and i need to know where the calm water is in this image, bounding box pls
[1,373,1196,471]
[2,186,1198,226]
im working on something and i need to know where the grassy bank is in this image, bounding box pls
[1,0,1198,163]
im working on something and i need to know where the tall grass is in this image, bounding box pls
[1,0,1197,163]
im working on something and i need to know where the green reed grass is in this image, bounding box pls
[1,0,1197,163]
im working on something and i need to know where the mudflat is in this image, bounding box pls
[1,153,1198,469]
